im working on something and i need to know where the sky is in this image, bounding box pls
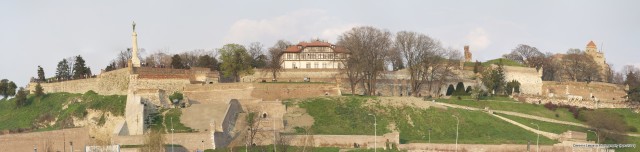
[1,0,639,87]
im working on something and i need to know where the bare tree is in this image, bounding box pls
[503,44,545,69]
[427,48,463,95]
[541,52,562,81]
[338,26,392,95]
[140,130,166,152]
[561,49,601,82]
[144,51,172,68]
[395,31,442,96]
[263,40,291,81]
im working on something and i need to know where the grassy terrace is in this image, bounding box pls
[293,96,557,145]
[496,113,595,138]
[437,96,583,123]
[0,91,126,131]
[164,108,195,133]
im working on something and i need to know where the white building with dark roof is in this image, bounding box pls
[280,40,349,69]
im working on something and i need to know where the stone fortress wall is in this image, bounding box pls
[503,66,543,95]
[541,81,628,103]
[28,68,131,95]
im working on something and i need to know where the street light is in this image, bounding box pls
[428,128,432,143]
[588,130,599,152]
[171,117,175,152]
[452,115,459,152]
[368,114,377,152]
[531,123,539,152]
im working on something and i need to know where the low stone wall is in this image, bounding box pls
[130,77,190,95]
[398,143,574,152]
[113,132,213,151]
[251,83,341,101]
[28,68,130,95]
[524,96,640,110]
[542,81,628,102]
[284,132,399,149]
[0,127,90,152]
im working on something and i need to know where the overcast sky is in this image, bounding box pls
[1,0,639,87]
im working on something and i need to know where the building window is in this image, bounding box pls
[322,63,327,68]
[314,62,319,68]
[306,63,311,69]
[292,62,296,69]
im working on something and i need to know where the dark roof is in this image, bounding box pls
[283,41,348,53]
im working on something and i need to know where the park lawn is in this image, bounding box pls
[164,108,195,133]
[495,113,597,141]
[615,136,640,152]
[297,96,557,145]
[595,108,640,133]
[437,96,584,124]
[0,91,125,131]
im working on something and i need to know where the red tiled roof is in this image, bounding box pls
[283,41,348,53]
[587,41,597,47]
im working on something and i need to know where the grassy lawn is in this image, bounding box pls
[296,96,557,145]
[164,108,195,133]
[0,91,125,131]
[495,113,597,141]
[596,108,640,133]
[437,96,584,124]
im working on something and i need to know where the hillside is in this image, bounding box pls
[0,91,126,133]
[286,96,557,145]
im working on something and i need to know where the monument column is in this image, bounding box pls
[131,22,141,67]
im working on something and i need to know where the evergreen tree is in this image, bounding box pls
[626,71,639,89]
[473,60,482,74]
[505,80,521,95]
[105,61,117,72]
[72,55,88,79]
[35,82,45,97]
[466,86,472,93]
[171,54,185,69]
[37,66,46,82]
[14,87,28,108]
[56,59,71,80]
[196,55,218,71]
[482,59,507,95]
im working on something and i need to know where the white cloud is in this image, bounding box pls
[224,9,358,45]
[465,27,491,50]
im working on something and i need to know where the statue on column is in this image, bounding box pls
[132,21,136,32]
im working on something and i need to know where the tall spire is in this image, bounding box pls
[131,21,141,67]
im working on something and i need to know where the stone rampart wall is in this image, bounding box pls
[542,81,627,102]
[113,132,212,151]
[130,77,190,95]
[398,143,573,152]
[503,66,542,95]
[0,128,90,152]
[283,132,399,148]
[28,68,130,95]
[251,83,340,100]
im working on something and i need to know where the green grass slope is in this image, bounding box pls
[293,96,557,145]
[0,91,126,132]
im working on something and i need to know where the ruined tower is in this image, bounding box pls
[464,45,472,62]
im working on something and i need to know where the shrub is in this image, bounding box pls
[543,102,558,111]
[629,126,638,132]
[169,92,184,104]
[454,82,466,95]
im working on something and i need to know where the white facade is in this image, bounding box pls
[280,41,347,69]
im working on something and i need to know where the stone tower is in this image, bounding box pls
[131,22,141,67]
[464,45,472,62]
[585,41,609,81]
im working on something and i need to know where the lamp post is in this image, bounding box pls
[531,123,539,152]
[428,128,432,143]
[171,117,174,152]
[452,115,459,152]
[368,114,377,152]
[588,130,599,151]
[33,144,37,152]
